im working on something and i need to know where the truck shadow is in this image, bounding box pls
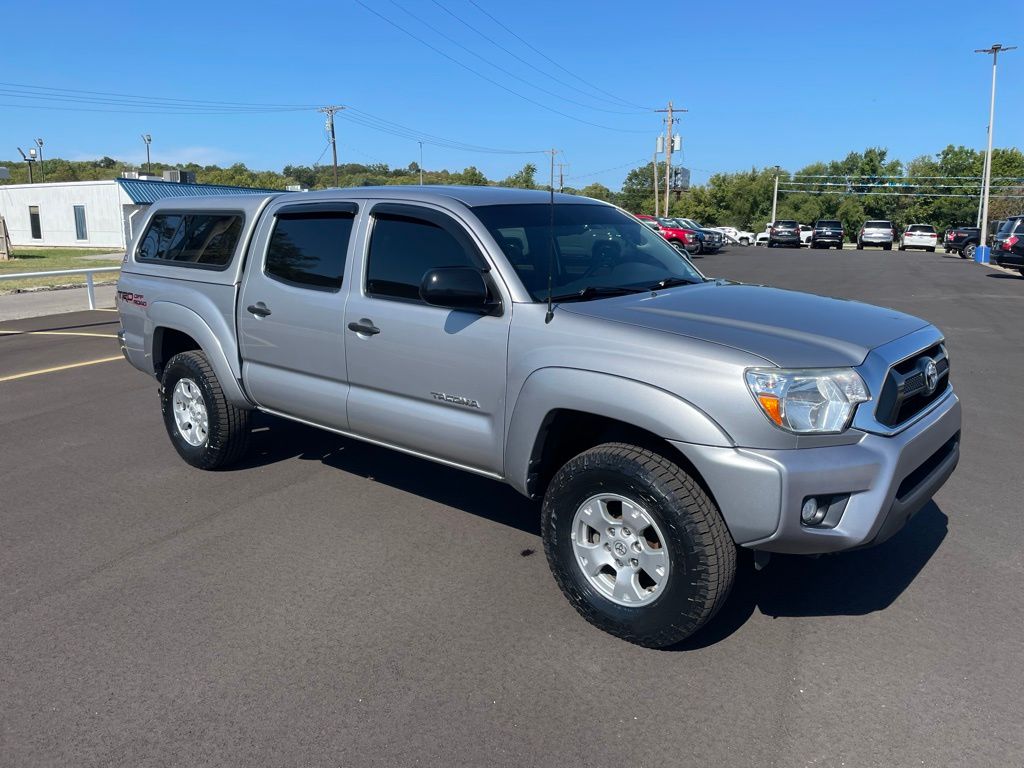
[238,415,541,536]
[240,415,948,648]
[673,501,948,650]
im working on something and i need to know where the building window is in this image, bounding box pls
[29,206,41,240]
[74,205,88,240]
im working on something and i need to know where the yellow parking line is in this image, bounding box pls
[0,356,123,383]
[0,330,118,339]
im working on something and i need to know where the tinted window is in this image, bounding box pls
[73,205,87,240]
[367,214,477,301]
[265,212,353,291]
[865,220,893,228]
[816,220,841,227]
[775,220,798,227]
[29,206,41,239]
[907,225,936,233]
[138,212,243,268]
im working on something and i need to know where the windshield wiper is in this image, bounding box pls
[648,276,701,290]
[549,286,647,303]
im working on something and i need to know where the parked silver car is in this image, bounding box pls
[857,220,897,250]
[116,187,960,647]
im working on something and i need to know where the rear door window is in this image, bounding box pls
[137,212,243,268]
[265,211,354,291]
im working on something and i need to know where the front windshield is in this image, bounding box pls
[474,203,705,302]
[676,218,700,229]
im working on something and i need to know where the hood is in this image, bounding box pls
[560,281,930,368]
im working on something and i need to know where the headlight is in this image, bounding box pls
[745,368,870,434]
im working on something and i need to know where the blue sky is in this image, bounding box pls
[1,0,1020,189]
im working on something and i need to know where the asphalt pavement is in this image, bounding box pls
[1,249,1022,767]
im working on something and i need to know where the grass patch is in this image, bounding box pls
[0,247,123,293]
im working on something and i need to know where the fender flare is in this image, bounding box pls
[504,367,733,496]
[146,301,251,408]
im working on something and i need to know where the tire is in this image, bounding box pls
[835,243,843,250]
[898,244,905,251]
[927,247,935,253]
[160,350,250,470]
[883,243,892,251]
[856,241,863,250]
[963,243,976,260]
[740,237,750,246]
[541,442,736,648]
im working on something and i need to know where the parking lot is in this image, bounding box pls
[2,248,1022,767]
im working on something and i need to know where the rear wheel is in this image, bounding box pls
[160,350,250,469]
[927,247,935,253]
[856,240,863,250]
[898,243,906,251]
[963,243,976,260]
[542,443,736,648]
[883,243,892,251]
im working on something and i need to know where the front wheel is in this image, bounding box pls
[160,350,250,469]
[542,443,736,648]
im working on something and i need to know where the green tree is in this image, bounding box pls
[499,163,537,189]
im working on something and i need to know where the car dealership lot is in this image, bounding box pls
[1,250,1022,767]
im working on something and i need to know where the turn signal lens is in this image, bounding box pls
[757,394,783,426]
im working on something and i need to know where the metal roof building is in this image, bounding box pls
[0,177,279,250]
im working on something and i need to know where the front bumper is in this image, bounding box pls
[678,389,961,554]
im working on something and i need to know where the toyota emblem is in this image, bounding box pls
[923,359,939,395]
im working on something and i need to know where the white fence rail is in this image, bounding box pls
[0,266,120,310]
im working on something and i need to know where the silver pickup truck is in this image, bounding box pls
[116,186,961,647]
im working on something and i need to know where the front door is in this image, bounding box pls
[344,202,511,475]
[238,201,358,430]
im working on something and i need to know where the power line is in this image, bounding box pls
[387,0,641,116]
[778,188,1024,199]
[428,0,648,114]
[464,0,647,111]
[339,109,546,155]
[564,157,650,182]
[352,0,647,134]
[0,81,318,108]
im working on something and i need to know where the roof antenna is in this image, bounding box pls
[545,148,556,324]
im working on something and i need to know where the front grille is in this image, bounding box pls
[875,343,950,427]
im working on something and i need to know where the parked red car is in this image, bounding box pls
[635,214,700,254]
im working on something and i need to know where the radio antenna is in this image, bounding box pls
[545,148,557,324]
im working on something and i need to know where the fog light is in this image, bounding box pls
[801,497,827,526]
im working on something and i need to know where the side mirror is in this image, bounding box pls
[419,267,497,313]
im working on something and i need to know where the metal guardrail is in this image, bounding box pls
[0,266,120,310]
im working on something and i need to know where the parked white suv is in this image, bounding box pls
[899,224,939,253]
[800,225,813,247]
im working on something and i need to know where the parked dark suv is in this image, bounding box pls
[768,220,801,248]
[810,219,844,249]
[994,215,1024,276]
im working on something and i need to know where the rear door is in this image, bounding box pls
[343,202,511,474]
[238,199,359,429]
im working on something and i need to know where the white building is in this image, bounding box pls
[0,177,274,250]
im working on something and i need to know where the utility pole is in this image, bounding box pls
[17,147,34,183]
[418,141,424,185]
[141,134,152,173]
[771,165,781,225]
[974,43,1015,252]
[35,138,44,181]
[655,101,686,213]
[318,106,346,187]
[652,147,660,217]
[556,162,569,193]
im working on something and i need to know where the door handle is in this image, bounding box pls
[247,302,272,318]
[347,320,380,336]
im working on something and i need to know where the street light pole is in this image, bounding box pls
[17,147,34,183]
[141,134,152,174]
[419,141,424,185]
[975,43,1016,251]
[770,165,781,224]
[35,138,44,181]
